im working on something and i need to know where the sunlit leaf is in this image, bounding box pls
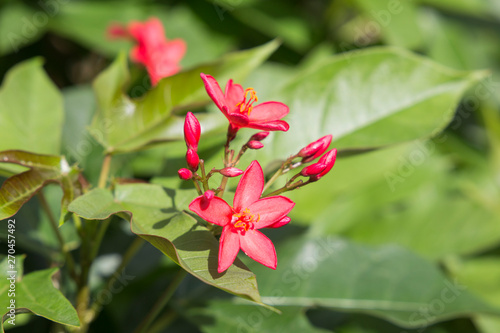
[68,184,264,304]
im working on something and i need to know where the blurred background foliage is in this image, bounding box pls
[1,0,500,332]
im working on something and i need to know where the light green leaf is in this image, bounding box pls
[249,236,499,328]
[91,40,279,153]
[353,0,423,49]
[0,150,81,223]
[0,258,80,331]
[186,301,329,333]
[0,4,44,55]
[68,184,264,304]
[0,58,64,174]
[253,47,485,165]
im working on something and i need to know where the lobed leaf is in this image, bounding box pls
[68,184,264,304]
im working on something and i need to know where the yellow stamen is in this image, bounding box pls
[236,88,258,115]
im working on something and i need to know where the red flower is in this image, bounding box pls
[189,161,295,273]
[200,73,290,133]
[107,18,186,85]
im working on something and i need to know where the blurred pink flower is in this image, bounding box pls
[189,161,294,273]
[200,73,289,135]
[107,18,186,85]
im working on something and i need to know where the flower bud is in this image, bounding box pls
[186,148,199,171]
[267,216,291,228]
[203,190,215,201]
[250,131,269,141]
[178,168,193,180]
[247,141,264,150]
[300,163,327,177]
[220,167,244,177]
[310,149,337,181]
[298,135,332,163]
[184,112,201,151]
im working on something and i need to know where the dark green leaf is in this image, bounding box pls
[248,236,499,328]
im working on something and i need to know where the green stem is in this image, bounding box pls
[264,180,306,197]
[89,237,145,320]
[199,160,209,192]
[192,178,203,195]
[90,218,111,261]
[133,269,187,333]
[38,191,78,282]
[98,154,112,189]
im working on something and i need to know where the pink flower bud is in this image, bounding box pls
[310,149,337,181]
[220,167,244,177]
[184,112,201,151]
[203,190,215,201]
[178,168,193,180]
[186,148,199,171]
[247,141,264,150]
[250,131,269,141]
[267,216,291,228]
[298,135,332,162]
[300,163,327,177]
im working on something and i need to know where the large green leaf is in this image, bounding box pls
[249,47,485,165]
[91,40,279,153]
[0,258,80,331]
[0,58,64,158]
[248,236,499,328]
[68,184,264,304]
[186,301,329,333]
[0,150,81,223]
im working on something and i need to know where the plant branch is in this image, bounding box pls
[98,154,112,189]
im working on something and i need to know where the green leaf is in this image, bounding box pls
[68,184,264,304]
[90,40,279,153]
[248,236,499,328]
[254,47,485,164]
[186,301,329,333]
[0,259,80,331]
[0,151,81,223]
[0,58,64,173]
[0,4,44,55]
[353,0,423,49]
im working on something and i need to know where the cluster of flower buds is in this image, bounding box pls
[178,112,201,180]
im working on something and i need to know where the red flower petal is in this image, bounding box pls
[188,196,232,226]
[218,226,241,273]
[200,73,226,112]
[233,161,264,212]
[249,101,289,122]
[224,79,245,111]
[266,216,291,228]
[248,196,295,228]
[240,229,277,270]
[227,112,249,127]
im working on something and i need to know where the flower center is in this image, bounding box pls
[231,208,260,233]
[236,88,258,115]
